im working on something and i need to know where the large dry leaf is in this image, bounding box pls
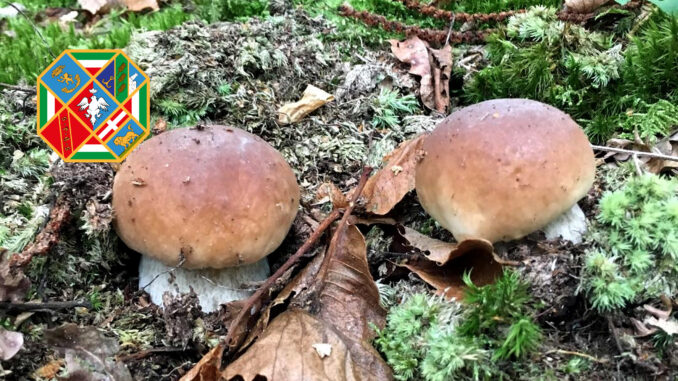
[44,323,132,381]
[397,226,493,265]
[277,85,335,124]
[427,44,453,113]
[224,225,392,380]
[390,36,452,113]
[390,36,430,77]
[565,0,610,13]
[0,327,23,361]
[180,344,223,381]
[603,134,678,174]
[402,246,502,301]
[78,0,158,15]
[224,309,375,381]
[359,134,426,215]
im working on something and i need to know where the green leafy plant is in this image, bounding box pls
[581,174,678,311]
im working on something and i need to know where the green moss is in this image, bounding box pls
[464,7,678,143]
[371,88,420,129]
[0,0,271,85]
[375,270,542,381]
[581,174,678,312]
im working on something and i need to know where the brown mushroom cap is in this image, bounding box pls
[415,99,595,243]
[113,126,300,269]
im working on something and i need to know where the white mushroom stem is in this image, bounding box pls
[543,203,588,244]
[139,256,270,313]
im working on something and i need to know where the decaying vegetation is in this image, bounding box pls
[1,0,677,380]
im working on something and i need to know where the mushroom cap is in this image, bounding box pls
[113,126,300,269]
[415,99,595,243]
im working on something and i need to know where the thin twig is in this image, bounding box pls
[0,83,36,93]
[1,1,57,59]
[138,257,186,291]
[545,349,609,363]
[592,144,678,162]
[0,300,91,312]
[222,167,373,352]
[632,154,644,176]
[118,347,186,362]
[444,15,456,46]
[315,168,374,291]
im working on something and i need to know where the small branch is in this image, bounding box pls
[10,196,71,269]
[592,144,678,162]
[392,0,523,23]
[0,300,91,312]
[0,1,57,59]
[0,83,36,93]
[221,167,373,352]
[221,210,341,349]
[118,347,186,362]
[338,3,493,44]
[632,154,644,176]
[545,349,609,363]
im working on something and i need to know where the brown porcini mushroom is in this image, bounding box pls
[415,98,595,243]
[112,126,300,312]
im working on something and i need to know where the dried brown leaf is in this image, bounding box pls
[402,246,502,300]
[359,134,426,215]
[316,182,348,209]
[0,327,23,361]
[397,226,493,265]
[224,225,392,380]
[78,0,158,14]
[645,317,678,336]
[565,0,610,13]
[603,134,678,174]
[122,0,159,12]
[390,36,430,77]
[428,44,452,113]
[0,250,30,303]
[277,85,335,124]
[225,309,372,381]
[179,344,223,381]
[45,323,132,381]
[390,36,451,112]
[33,359,66,379]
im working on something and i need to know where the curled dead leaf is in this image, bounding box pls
[358,134,427,215]
[0,327,23,361]
[564,0,610,13]
[277,85,335,124]
[399,236,501,300]
[390,36,452,112]
[179,344,223,381]
[396,225,493,265]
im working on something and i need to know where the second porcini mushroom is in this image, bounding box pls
[112,126,300,312]
[415,98,595,243]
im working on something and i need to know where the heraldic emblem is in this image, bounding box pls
[37,49,150,162]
